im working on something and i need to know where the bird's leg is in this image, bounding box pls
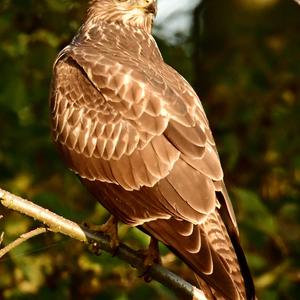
[139,237,161,282]
[84,215,119,254]
[144,237,161,267]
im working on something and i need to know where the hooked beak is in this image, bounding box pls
[144,1,157,16]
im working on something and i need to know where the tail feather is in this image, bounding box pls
[143,210,253,300]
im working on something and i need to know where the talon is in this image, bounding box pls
[144,273,153,283]
[89,242,102,256]
[82,222,91,229]
[84,215,120,255]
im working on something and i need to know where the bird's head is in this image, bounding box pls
[87,0,157,33]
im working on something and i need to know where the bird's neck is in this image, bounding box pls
[86,17,153,35]
[72,19,162,62]
[85,5,154,34]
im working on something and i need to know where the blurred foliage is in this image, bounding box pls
[0,0,299,299]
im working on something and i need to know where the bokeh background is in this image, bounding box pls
[0,0,300,299]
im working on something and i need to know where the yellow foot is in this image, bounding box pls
[138,237,161,282]
[83,215,119,255]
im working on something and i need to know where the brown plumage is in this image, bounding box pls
[49,0,255,299]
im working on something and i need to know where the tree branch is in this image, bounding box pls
[294,0,300,5]
[0,227,47,258]
[0,188,207,300]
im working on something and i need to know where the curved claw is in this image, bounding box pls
[84,215,120,255]
[89,241,102,256]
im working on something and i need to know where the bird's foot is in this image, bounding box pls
[138,237,161,283]
[83,215,119,255]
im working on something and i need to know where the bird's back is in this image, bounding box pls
[50,7,255,299]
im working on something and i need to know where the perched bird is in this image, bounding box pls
[50,0,255,299]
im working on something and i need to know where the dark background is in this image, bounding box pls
[0,0,300,299]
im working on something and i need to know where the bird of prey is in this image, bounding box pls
[50,0,255,299]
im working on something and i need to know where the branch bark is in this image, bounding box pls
[0,188,207,300]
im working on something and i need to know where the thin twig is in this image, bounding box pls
[0,227,47,258]
[0,232,3,246]
[0,188,207,300]
[0,214,4,246]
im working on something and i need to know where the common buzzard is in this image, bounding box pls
[50,1,255,299]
